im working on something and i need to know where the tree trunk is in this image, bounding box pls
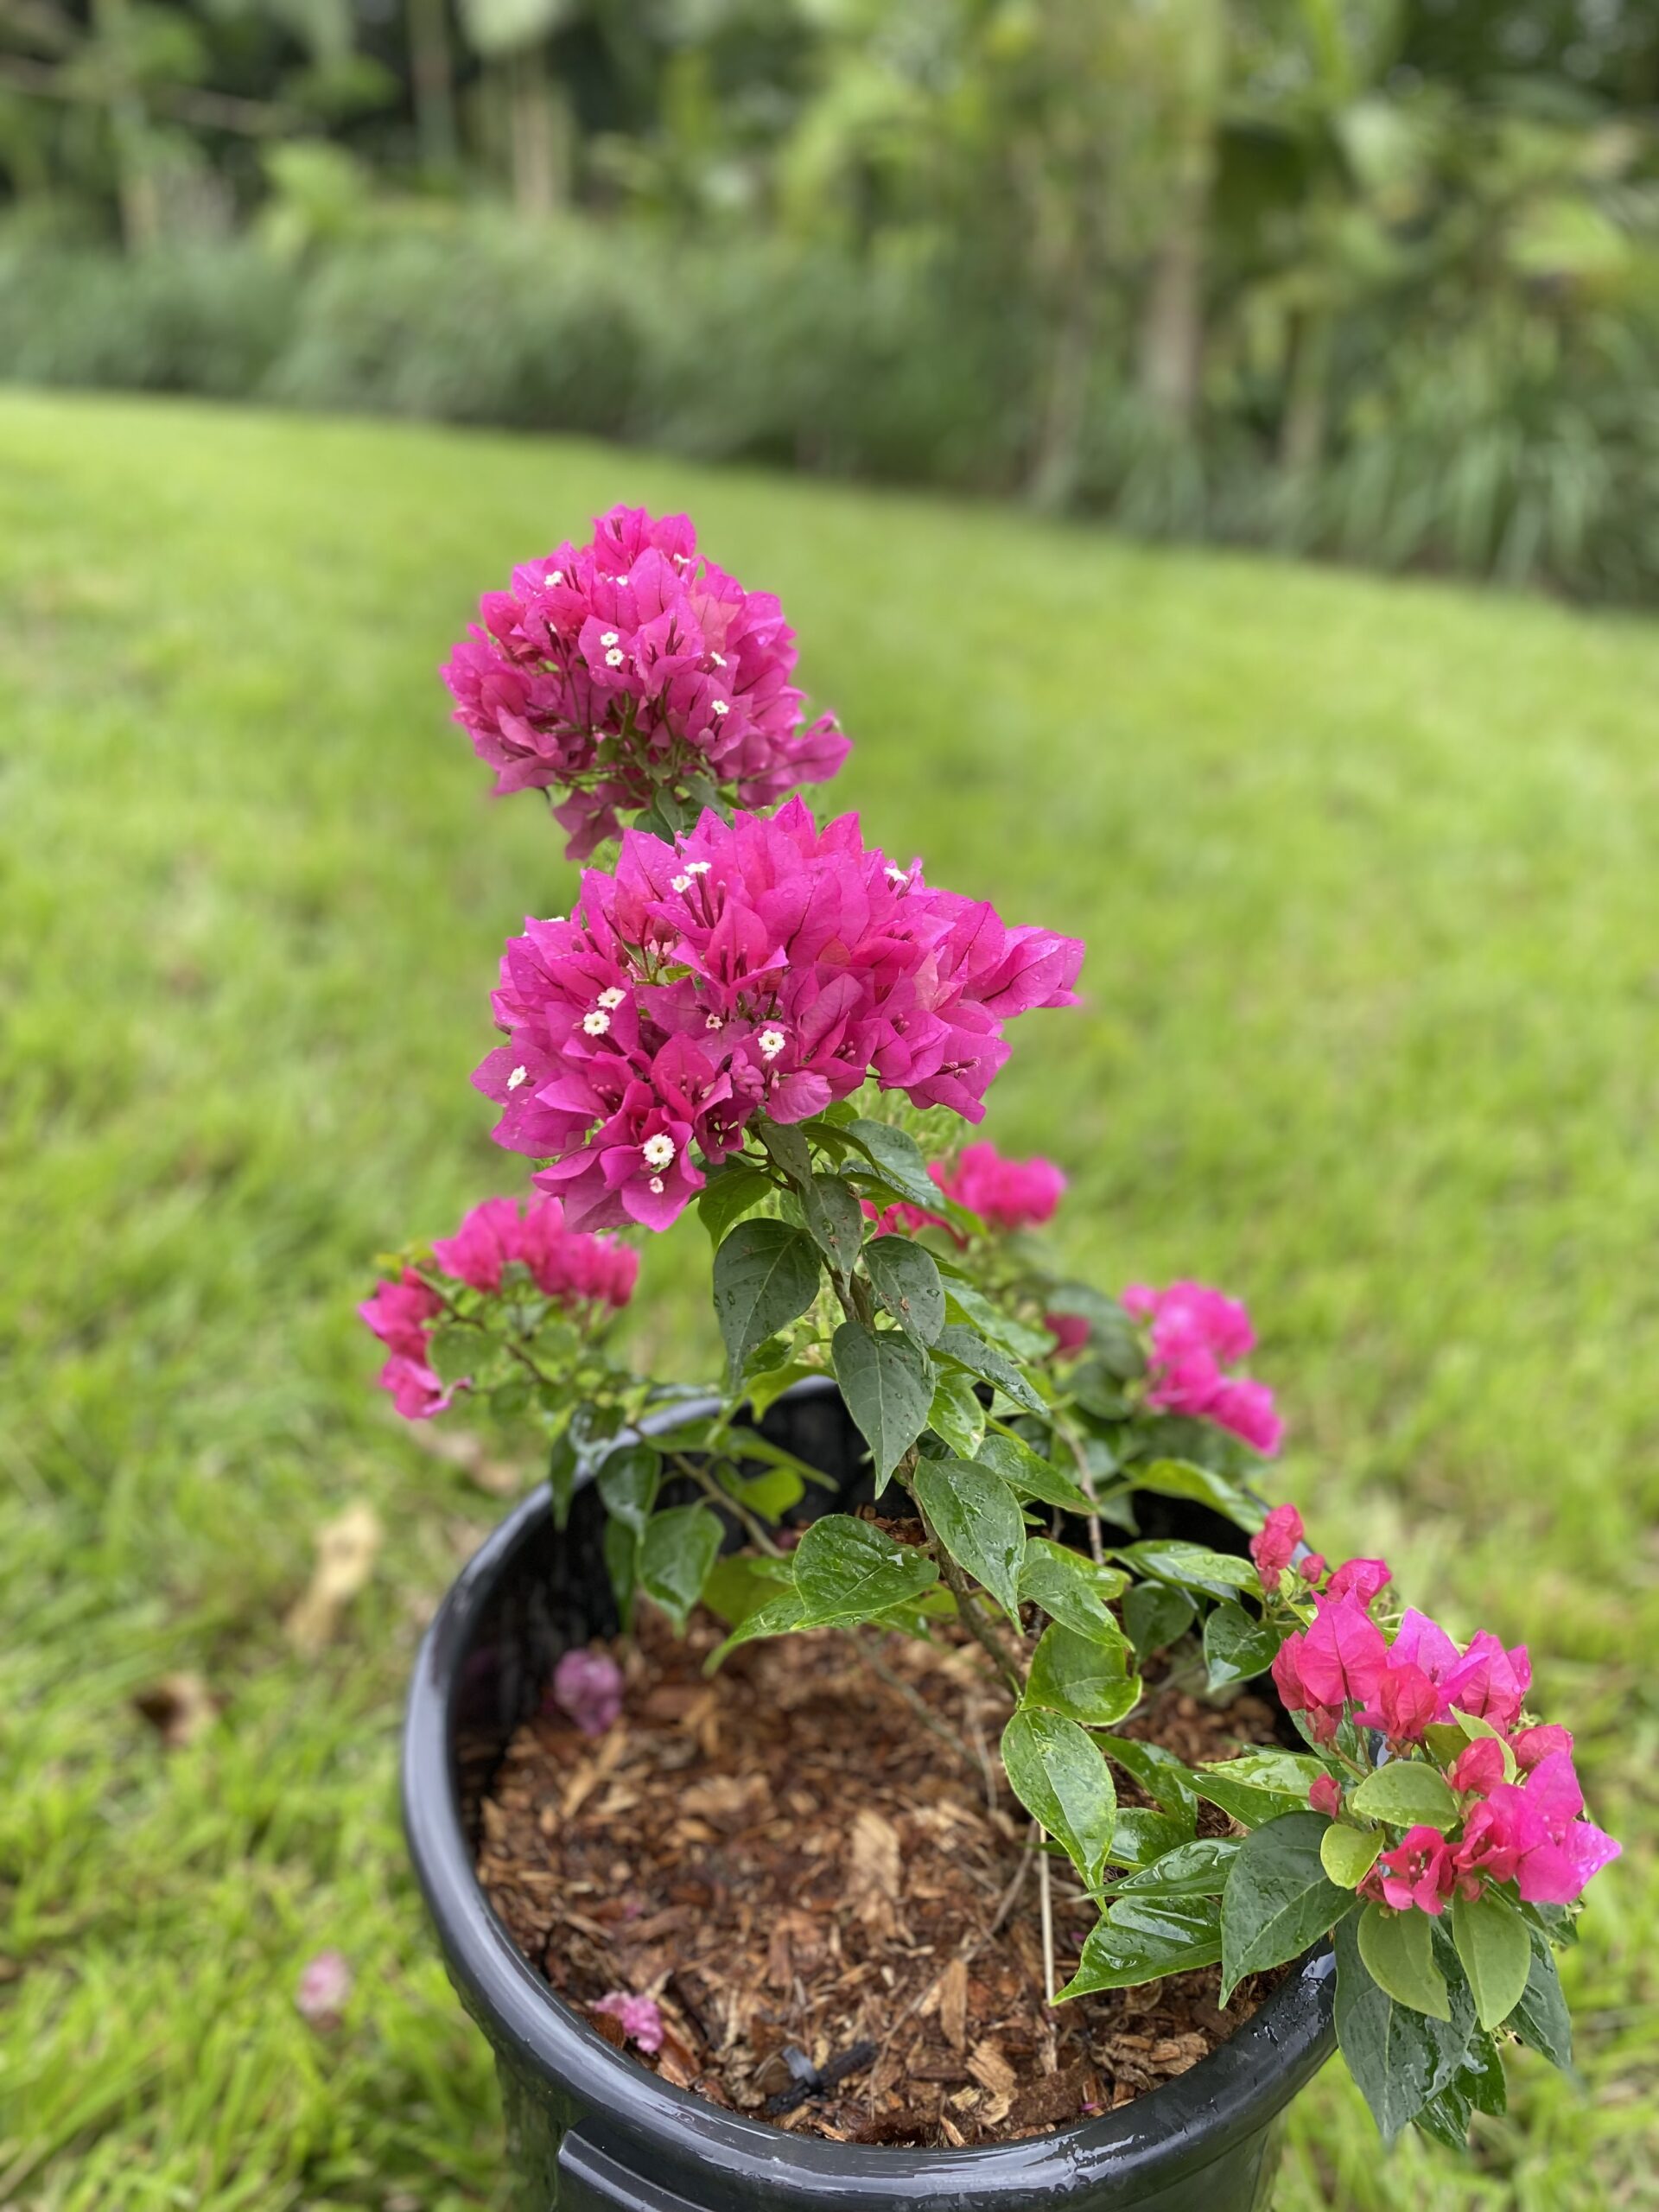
[1280,306,1333,476]
[508,43,563,217]
[1135,132,1213,429]
[1027,277,1096,512]
[407,0,458,172]
[94,0,161,250]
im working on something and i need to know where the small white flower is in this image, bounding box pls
[597,987,626,1010]
[685,861,711,876]
[758,1027,786,1062]
[671,874,691,893]
[601,631,620,647]
[544,569,563,588]
[642,1135,677,1170]
[507,1065,529,1090]
[582,1010,611,1036]
[705,1013,724,1031]
[649,1176,664,1194]
[885,863,909,883]
[710,700,729,717]
[709,652,727,668]
[605,649,625,669]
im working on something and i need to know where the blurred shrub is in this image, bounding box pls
[5,212,1659,606]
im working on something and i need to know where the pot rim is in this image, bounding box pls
[404,1390,1336,2202]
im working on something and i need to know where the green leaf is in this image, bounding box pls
[1044,1283,1145,1376]
[1221,1812,1355,2003]
[841,1119,943,1211]
[1412,2028,1507,2152]
[1320,1823,1382,1890]
[932,1323,1046,1415]
[1023,1623,1141,1728]
[976,1429,1094,1512]
[602,1517,637,1630]
[639,1504,723,1634]
[862,1236,945,1345]
[718,1462,804,1521]
[711,1220,822,1386]
[1350,1762,1460,1833]
[1096,1735,1198,1821]
[1510,1924,1573,2071]
[546,1426,580,1529]
[759,1121,814,1183]
[595,1441,661,1541]
[1001,1708,1117,1895]
[1116,1540,1260,1601]
[696,1163,773,1248]
[1127,1458,1266,1534]
[1112,1837,1242,1897]
[1203,1599,1284,1689]
[938,1273,1056,1360]
[1358,1899,1451,2020]
[1122,1580,1197,1660]
[744,1359,822,1424]
[1019,1540,1130,1644]
[1194,1751,1327,1830]
[1057,1897,1222,1998]
[705,1586,808,1667]
[1103,1808,1194,1867]
[791,1513,938,1626]
[1334,1912,1474,2146]
[700,1552,793,1629]
[926,1370,987,1459]
[426,1321,479,1388]
[800,1173,865,1272]
[912,1457,1026,1622]
[831,1320,934,1491]
[1451,1887,1533,2031]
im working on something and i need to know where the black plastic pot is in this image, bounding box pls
[404,1379,1336,2212]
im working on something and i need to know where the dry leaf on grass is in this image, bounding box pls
[284,1502,383,1653]
[133,1671,218,1749]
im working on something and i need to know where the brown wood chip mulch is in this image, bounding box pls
[476,1603,1289,2148]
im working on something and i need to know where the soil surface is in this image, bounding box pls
[476,1597,1290,2146]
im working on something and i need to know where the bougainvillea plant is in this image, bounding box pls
[367,505,1618,2150]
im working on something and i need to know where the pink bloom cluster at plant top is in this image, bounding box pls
[475,799,1084,1232]
[1261,1510,1619,1910]
[359,1195,638,1419]
[1124,1280,1283,1455]
[863,1141,1067,1239]
[442,505,849,857]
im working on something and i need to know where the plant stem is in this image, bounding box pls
[672,1454,785,1557]
[850,1634,986,1781]
[1038,1835,1058,2005]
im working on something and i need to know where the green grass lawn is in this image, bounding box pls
[3,390,1656,2211]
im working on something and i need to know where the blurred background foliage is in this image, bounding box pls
[3,1,1658,597]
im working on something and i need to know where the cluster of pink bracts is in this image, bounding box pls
[474,799,1084,1233]
[864,1140,1068,1240]
[359,1194,637,1418]
[1254,1504,1619,1913]
[1123,1280,1283,1457]
[442,505,849,858]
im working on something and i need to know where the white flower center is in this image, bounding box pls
[759,1028,786,1061]
[544,569,563,588]
[597,987,626,1009]
[600,631,620,647]
[582,1010,611,1036]
[705,1013,723,1031]
[671,874,691,893]
[605,649,625,668]
[507,1065,529,1090]
[684,860,711,875]
[709,652,726,668]
[642,1135,677,1170]
[648,1175,664,1194]
[710,699,729,717]
[885,863,908,882]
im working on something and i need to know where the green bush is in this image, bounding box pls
[5,215,1659,606]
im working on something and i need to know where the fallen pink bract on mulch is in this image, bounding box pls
[477,1606,1287,2146]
